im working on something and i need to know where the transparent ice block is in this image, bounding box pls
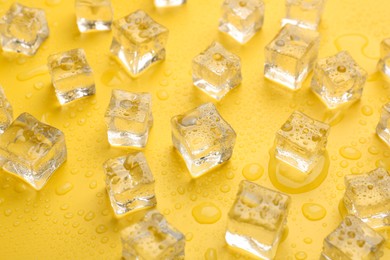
[0,85,13,134]
[264,24,320,90]
[47,48,96,105]
[0,3,49,56]
[171,103,236,178]
[282,0,326,30]
[219,0,265,44]
[343,168,390,229]
[225,180,291,259]
[0,113,67,190]
[275,111,330,173]
[110,10,169,77]
[105,90,153,148]
[377,38,390,78]
[103,152,156,215]
[121,210,185,260]
[321,215,385,260]
[376,102,390,146]
[154,0,186,7]
[75,0,113,32]
[192,42,242,100]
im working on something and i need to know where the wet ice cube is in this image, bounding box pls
[75,0,113,32]
[343,168,390,229]
[321,215,385,260]
[121,210,185,259]
[110,10,169,77]
[226,180,290,259]
[154,0,186,7]
[47,48,95,105]
[376,102,390,146]
[0,113,67,190]
[275,111,330,173]
[0,85,13,134]
[103,152,156,215]
[192,41,242,100]
[0,3,49,56]
[264,24,320,90]
[171,103,236,178]
[104,90,153,148]
[282,0,326,30]
[219,0,265,44]
[377,38,390,78]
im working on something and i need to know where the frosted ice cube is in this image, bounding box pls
[192,42,242,100]
[110,10,169,77]
[105,90,153,148]
[376,102,390,146]
[311,51,367,109]
[321,215,385,260]
[264,24,320,90]
[0,113,67,190]
[219,0,264,44]
[343,168,390,229]
[103,152,156,215]
[75,0,113,32]
[226,180,290,259]
[121,210,185,260]
[0,85,13,134]
[47,48,95,105]
[275,111,330,173]
[154,0,186,7]
[282,0,326,30]
[171,103,236,178]
[0,3,49,55]
[377,38,390,78]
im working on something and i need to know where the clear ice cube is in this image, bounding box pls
[192,42,242,100]
[0,85,13,134]
[154,0,186,7]
[75,0,113,32]
[321,215,385,260]
[311,51,367,109]
[0,3,49,56]
[225,180,290,259]
[275,111,330,173]
[104,90,153,148]
[103,152,156,215]
[264,24,320,90]
[0,113,67,190]
[121,210,185,259]
[171,103,236,178]
[376,103,390,146]
[377,38,390,78]
[110,10,169,77]
[282,0,326,30]
[343,168,390,229]
[219,0,265,44]
[47,48,96,105]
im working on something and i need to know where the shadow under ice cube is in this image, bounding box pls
[282,0,326,30]
[75,0,113,32]
[0,113,67,190]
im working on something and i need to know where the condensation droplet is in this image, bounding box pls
[157,90,169,100]
[302,203,326,221]
[295,251,307,260]
[192,202,221,224]
[84,211,95,221]
[56,183,73,195]
[96,224,108,234]
[339,146,361,160]
[242,163,264,181]
[204,248,217,260]
[361,105,373,116]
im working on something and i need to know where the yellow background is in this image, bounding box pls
[0,0,390,259]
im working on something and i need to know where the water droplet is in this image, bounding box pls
[302,203,326,221]
[303,237,312,244]
[14,183,27,193]
[368,146,379,155]
[4,209,12,216]
[17,65,48,81]
[34,82,44,90]
[185,232,193,241]
[242,163,264,181]
[96,224,108,234]
[204,248,217,260]
[84,211,95,221]
[295,251,307,260]
[192,202,221,224]
[64,212,74,219]
[157,90,169,100]
[89,181,97,189]
[56,183,73,195]
[220,184,230,193]
[361,105,373,116]
[339,146,361,160]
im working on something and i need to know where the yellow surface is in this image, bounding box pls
[0,0,390,259]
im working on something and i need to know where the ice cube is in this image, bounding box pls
[343,168,390,229]
[225,180,290,259]
[47,48,95,105]
[121,210,185,259]
[154,0,186,7]
[282,0,326,30]
[219,0,265,44]
[110,10,169,77]
[0,3,49,56]
[171,103,236,178]
[103,152,156,215]
[275,111,330,173]
[0,113,67,190]
[264,24,320,90]
[104,90,153,148]
[311,51,367,109]
[75,0,113,32]
[376,103,390,146]
[321,215,385,260]
[192,41,242,100]
[377,38,390,78]
[0,85,13,134]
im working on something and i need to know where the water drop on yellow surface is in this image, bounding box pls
[34,82,44,90]
[45,0,61,6]
[157,90,169,100]
[14,183,26,193]
[84,211,95,221]
[4,209,12,216]
[89,181,97,189]
[339,146,361,160]
[96,224,108,234]
[192,202,221,224]
[361,105,373,116]
[368,146,379,155]
[204,248,217,260]
[295,251,307,260]
[242,163,264,181]
[185,232,193,241]
[303,237,312,244]
[302,203,326,221]
[56,183,73,195]
[219,184,230,193]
